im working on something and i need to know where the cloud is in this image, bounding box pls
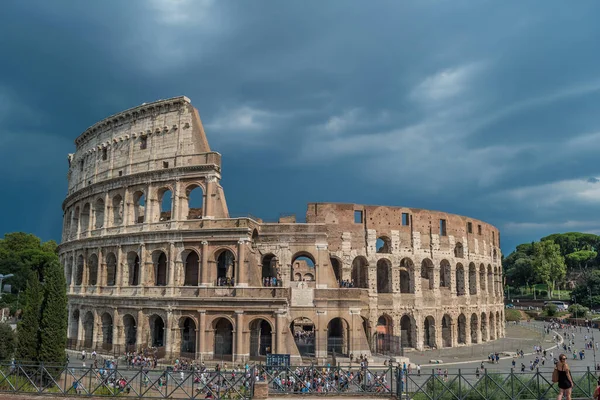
[411,63,484,103]
[148,0,215,25]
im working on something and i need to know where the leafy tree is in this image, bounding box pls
[0,323,16,361]
[39,260,67,365]
[531,240,566,298]
[15,272,42,363]
[565,250,597,271]
[545,303,557,317]
[542,232,600,257]
[571,269,600,308]
[503,243,535,287]
[569,304,589,318]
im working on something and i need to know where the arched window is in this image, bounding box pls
[75,255,84,285]
[351,257,368,289]
[88,254,98,286]
[440,260,451,288]
[159,188,172,221]
[106,253,117,286]
[330,257,342,282]
[454,243,464,258]
[376,259,391,293]
[186,185,204,219]
[132,191,145,224]
[112,195,123,226]
[155,252,167,286]
[94,198,105,229]
[421,259,434,290]
[71,207,80,238]
[291,253,315,286]
[261,254,278,286]
[217,250,236,285]
[456,263,465,296]
[399,258,414,294]
[469,263,477,295]
[81,203,91,232]
[184,251,199,286]
[128,252,140,286]
[376,237,391,253]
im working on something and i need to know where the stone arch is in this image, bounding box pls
[158,187,173,221]
[69,309,80,342]
[180,317,196,355]
[487,265,493,295]
[470,313,479,343]
[101,312,113,346]
[327,317,349,356]
[375,314,394,354]
[132,191,146,224]
[65,256,73,286]
[87,254,98,286]
[94,198,105,229]
[441,314,452,348]
[421,258,434,290]
[106,252,117,286]
[489,312,496,340]
[183,250,200,286]
[399,258,415,293]
[479,265,486,292]
[330,257,342,282]
[75,255,84,285]
[376,314,394,336]
[261,254,278,286]
[71,206,80,237]
[496,311,501,339]
[151,251,168,286]
[376,259,392,293]
[216,248,236,285]
[290,317,315,357]
[112,194,124,226]
[454,242,464,258]
[456,263,465,296]
[376,236,391,253]
[123,314,137,349]
[185,184,204,220]
[127,251,140,286]
[493,248,497,262]
[458,314,467,344]
[440,259,451,288]
[481,312,488,341]
[351,256,369,289]
[494,266,499,296]
[423,316,436,348]
[400,314,416,348]
[249,318,273,358]
[213,317,234,360]
[81,203,91,232]
[303,273,314,281]
[149,314,165,347]
[83,311,94,348]
[469,263,477,295]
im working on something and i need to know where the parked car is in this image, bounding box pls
[505,304,515,309]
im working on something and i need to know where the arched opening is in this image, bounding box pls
[184,251,199,286]
[458,314,467,344]
[374,315,397,355]
[87,254,98,286]
[330,257,342,283]
[351,256,368,288]
[421,259,434,290]
[123,314,137,350]
[493,248,497,262]
[112,194,123,226]
[399,258,414,294]
[481,312,488,342]
[487,265,493,295]
[303,273,314,281]
[81,203,91,232]
[159,188,172,221]
[294,273,301,281]
[489,313,496,340]
[186,185,204,219]
[440,260,451,288]
[149,315,165,347]
[250,319,273,359]
[106,253,117,286]
[180,317,196,356]
[75,255,84,285]
[441,314,452,348]
[94,198,105,229]
[376,237,391,253]
[132,191,146,224]
[469,263,477,295]
[291,253,315,285]
[101,313,113,346]
[327,318,349,356]
[400,315,416,348]
[261,254,278,287]
[128,252,140,286]
[470,314,479,344]
[291,317,315,358]
[456,263,465,296]
[423,316,436,348]
[69,310,79,343]
[216,249,235,286]
[479,265,486,292]
[494,267,499,296]
[71,206,80,237]
[83,312,94,348]
[214,318,234,360]
[65,257,73,286]
[376,259,391,293]
[454,242,464,258]
[496,311,501,339]
[155,252,167,286]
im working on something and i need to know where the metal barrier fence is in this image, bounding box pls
[0,363,255,399]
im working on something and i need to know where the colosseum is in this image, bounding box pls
[58,96,505,364]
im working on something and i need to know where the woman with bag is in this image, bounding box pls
[553,354,573,400]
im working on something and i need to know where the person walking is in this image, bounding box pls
[553,354,573,400]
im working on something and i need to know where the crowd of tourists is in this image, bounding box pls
[337,279,355,288]
[262,276,281,287]
[215,277,234,287]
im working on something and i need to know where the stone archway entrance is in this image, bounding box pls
[470,314,479,344]
[123,314,137,351]
[214,318,234,361]
[250,319,273,359]
[290,318,315,358]
[180,317,196,356]
[458,314,467,344]
[327,318,349,356]
[423,316,436,348]
[441,314,452,348]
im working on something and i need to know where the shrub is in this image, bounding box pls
[569,304,589,318]
[505,309,522,322]
[545,303,558,317]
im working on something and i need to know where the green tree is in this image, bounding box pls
[565,250,597,271]
[571,269,600,308]
[531,240,566,298]
[39,260,67,365]
[15,272,42,363]
[503,243,535,287]
[0,323,16,361]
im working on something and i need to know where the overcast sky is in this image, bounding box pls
[1,0,600,255]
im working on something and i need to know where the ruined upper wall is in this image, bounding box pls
[306,202,501,257]
[67,97,219,195]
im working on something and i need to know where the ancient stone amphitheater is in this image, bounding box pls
[58,96,505,363]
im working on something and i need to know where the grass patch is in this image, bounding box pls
[505,309,522,322]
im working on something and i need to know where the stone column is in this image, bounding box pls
[82,250,88,291]
[166,311,174,359]
[139,244,147,291]
[451,318,458,347]
[204,175,216,218]
[168,242,176,293]
[465,315,472,345]
[122,186,130,226]
[103,191,110,232]
[275,310,285,354]
[315,310,328,359]
[172,180,180,226]
[67,304,73,342]
[235,311,246,362]
[237,240,247,287]
[136,310,144,348]
[98,247,106,287]
[316,243,328,288]
[116,245,122,295]
[200,241,209,286]
[197,310,206,361]
[70,251,76,293]
[77,310,85,349]
[112,308,120,352]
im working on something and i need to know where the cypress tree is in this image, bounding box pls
[16,272,42,363]
[39,260,67,366]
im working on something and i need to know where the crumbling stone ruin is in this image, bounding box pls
[58,96,505,363]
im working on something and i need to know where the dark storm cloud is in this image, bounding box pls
[1,0,600,253]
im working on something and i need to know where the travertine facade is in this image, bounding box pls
[58,96,505,363]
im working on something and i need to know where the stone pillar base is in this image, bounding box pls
[254,382,268,399]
